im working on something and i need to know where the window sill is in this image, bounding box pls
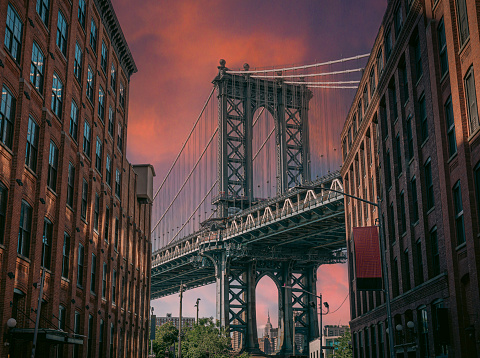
[415,74,423,87]
[47,186,58,197]
[80,217,88,225]
[17,254,31,263]
[25,165,38,178]
[458,36,471,56]
[66,204,74,212]
[420,137,429,149]
[61,277,70,283]
[411,220,419,228]
[401,231,407,238]
[77,284,84,290]
[2,46,22,71]
[468,127,480,143]
[440,70,449,84]
[30,83,45,100]
[455,242,467,252]
[403,98,409,108]
[426,206,435,216]
[0,141,14,156]
[91,292,97,297]
[447,152,458,164]
[408,157,414,166]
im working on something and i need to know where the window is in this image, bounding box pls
[385,150,392,190]
[78,0,86,29]
[51,73,64,118]
[464,67,479,134]
[69,101,79,140]
[108,106,114,137]
[392,257,399,297]
[400,191,406,234]
[377,49,383,76]
[104,206,110,243]
[110,323,114,358]
[389,83,398,122]
[425,159,434,211]
[81,179,88,220]
[94,193,100,231]
[30,42,45,94]
[83,121,91,157]
[1,85,16,149]
[115,169,121,197]
[403,249,411,291]
[406,115,414,161]
[418,307,429,358]
[106,155,112,186]
[98,87,105,121]
[102,262,107,299]
[87,314,93,358]
[385,27,392,60]
[430,227,440,276]
[119,82,125,108]
[456,0,469,46]
[18,201,32,257]
[86,66,94,102]
[401,64,408,104]
[59,305,66,330]
[73,312,81,358]
[67,163,75,208]
[453,181,465,245]
[74,43,83,81]
[47,141,59,191]
[56,11,68,56]
[90,19,97,53]
[36,0,49,25]
[432,300,449,356]
[4,4,23,62]
[419,95,428,143]
[388,202,395,245]
[114,218,119,250]
[369,67,376,97]
[413,34,423,81]
[117,123,123,151]
[99,319,105,356]
[61,232,70,279]
[444,96,457,157]
[25,117,39,172]
[475,162,480,220]
[395,133,402,175]
[437,18,448,77]
[394,5,403,36]
[77,243,84,287]
[101,41,108,73]
[42,218,53,270]
[411,176,419,223]
[95,137,102,173]
[91,253,97,293]
[112,269,117,304]
[0,184,7,245]
[111,64,116,92]
[416,239,424,285]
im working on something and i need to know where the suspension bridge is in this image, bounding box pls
[150,55,367,355]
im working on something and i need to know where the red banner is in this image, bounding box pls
[353,226,383,290]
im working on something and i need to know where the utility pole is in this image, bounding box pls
[195,298,201,324]
[319,294,322,358]
[178,283,185,358]
[31,243,47,358]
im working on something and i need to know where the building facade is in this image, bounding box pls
[309,325,348,358]
[0,0,154,357]
[155,313,196,330]
[341,0,480,357]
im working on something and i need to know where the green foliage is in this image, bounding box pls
[153,322,178,358]
[182,318,231,358]
[334,327,352,358]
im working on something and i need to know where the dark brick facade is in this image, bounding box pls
[0,0,153,357]
[341,0,480,357]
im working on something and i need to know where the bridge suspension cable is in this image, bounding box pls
[225,53,370,74]
[168,180,218,244]
[152,127,219,233]
[285,80,360,85]
[251,67,364,79]
[153,88,215,201]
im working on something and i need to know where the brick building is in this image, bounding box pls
[341,0,480,356]
[0,0,154,357]
[155,313,196,330]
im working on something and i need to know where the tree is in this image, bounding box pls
[334,327,352,358]
[182,318,230,358]
[153,322,178,358]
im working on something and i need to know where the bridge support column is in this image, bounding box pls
[244,261,260,353]
[277,262,294,355]
[215,252,229,328]
[305,265,320,343]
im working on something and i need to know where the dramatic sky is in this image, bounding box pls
[113,0,387,331]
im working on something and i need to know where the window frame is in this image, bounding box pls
[42,218,53,270]
[0,85,16,149]
[30,42,45,94]
[25,116,39,173]
[56,11,68,56]
[67,163,75,209]
[47,141,59,192]
[4,4,23,63]
[77,243,84,287]
[18,200,32,258]
[62,232,70,279]
[51,72,64,119]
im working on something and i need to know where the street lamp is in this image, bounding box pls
[298,184,395,358]
[178,283,186,358]
[150,307,155,358]
[194,298,201,324]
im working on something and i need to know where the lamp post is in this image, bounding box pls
[178,283,186,358]
[31,240,47,358]
[151,307,155,358]
[194,298,201,324]
[299,185,395,358]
